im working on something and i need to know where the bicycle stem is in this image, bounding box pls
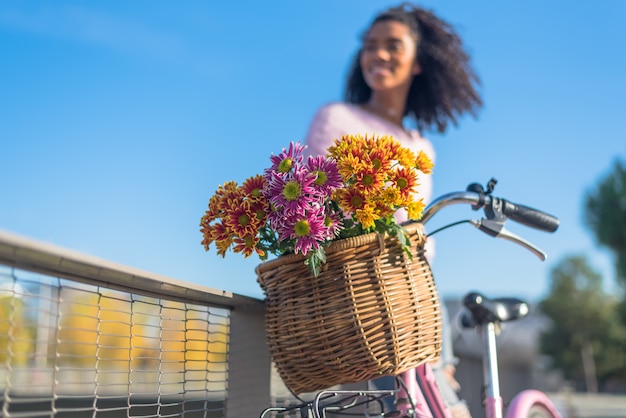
[481,322,504,418]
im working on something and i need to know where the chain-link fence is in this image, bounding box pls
[0,229,269,418]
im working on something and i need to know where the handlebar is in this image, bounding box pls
[413,178,560,261]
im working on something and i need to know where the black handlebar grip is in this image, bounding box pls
[501,200,560,232]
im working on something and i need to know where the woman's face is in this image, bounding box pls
[360,20,420,94]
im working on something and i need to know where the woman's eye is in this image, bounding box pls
[362,41,405,54]
[388,42,404,52]
[363,43,377,52]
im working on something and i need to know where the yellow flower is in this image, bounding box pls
[416,150,434,174]
[339,153,364,178]
[372,198,395,219]
[355,205,378,229]
[381,187,402,207]
[407,199,426,220]
[396,147,416,168]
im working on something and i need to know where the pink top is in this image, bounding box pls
[303,102,436,224]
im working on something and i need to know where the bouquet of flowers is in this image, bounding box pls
[200,134,433,276]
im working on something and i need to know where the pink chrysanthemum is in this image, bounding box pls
[278,207,328,255]
[265,141,307,175]
[306,155,342,198]
[323,209,344,238]
[267,208,287,232]
[265,167,318,214]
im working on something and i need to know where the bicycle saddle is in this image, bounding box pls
[460,291,529,328]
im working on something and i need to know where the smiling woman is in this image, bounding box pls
[359,20,421,119]
[302,3,482,417]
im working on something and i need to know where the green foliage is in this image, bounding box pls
[305,247,327,278]
[0,295,35,366]
[585,159,626,287]
[539,255,626,389]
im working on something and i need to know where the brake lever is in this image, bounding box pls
[470,219,548,261]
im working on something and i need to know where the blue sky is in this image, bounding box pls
[1,1,625,302]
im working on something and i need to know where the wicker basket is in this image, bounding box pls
[255,222,442,395]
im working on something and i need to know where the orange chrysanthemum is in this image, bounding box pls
[353,166,385,195]
[211,221,232,245]
[390,167,419,199]
[226,201,259,238]
[241,175,267,202]
[367,146,393,173]
[335,187,366,214]
[232,235,261,257]
[215,237,232,258]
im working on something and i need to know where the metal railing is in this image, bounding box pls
[0,229,272,418]
[0,229,577,417]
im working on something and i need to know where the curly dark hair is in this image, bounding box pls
[344,2,483,133]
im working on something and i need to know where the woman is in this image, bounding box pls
[304,3,482,417]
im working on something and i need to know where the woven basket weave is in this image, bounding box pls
[255,222,442,394]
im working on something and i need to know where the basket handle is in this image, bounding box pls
[375,233,386,257]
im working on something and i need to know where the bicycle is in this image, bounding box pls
[260,178,562,418]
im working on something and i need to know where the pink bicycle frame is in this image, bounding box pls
[391,320,562,418]
[481,322,562,418]
[395,363,453,418]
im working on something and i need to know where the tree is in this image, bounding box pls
[56,290,229,378]
[160,300,229,372]
[585,159,626,288]
[56,289,159,369]
[539,255,626,391]
[0,289,35,366]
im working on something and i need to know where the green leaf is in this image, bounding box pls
[305,247,327,277]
